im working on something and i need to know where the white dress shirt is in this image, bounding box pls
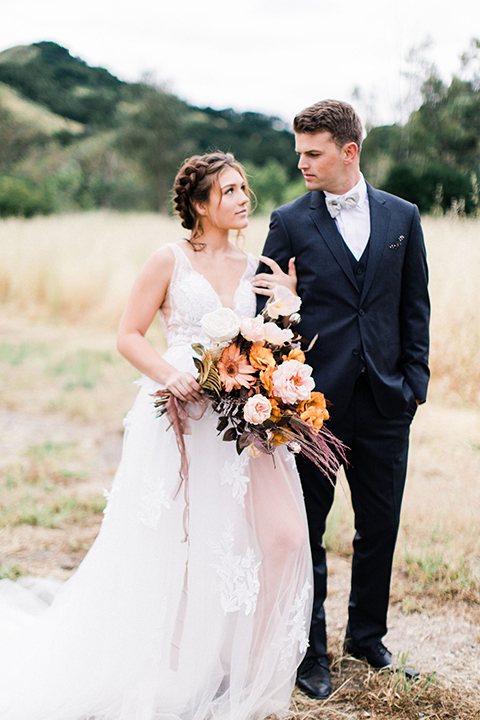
[324,175,370,261]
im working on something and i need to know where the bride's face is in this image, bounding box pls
[200,168,250,232]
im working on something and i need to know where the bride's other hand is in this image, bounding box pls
[165,370,203,404]
[253,256,297,296]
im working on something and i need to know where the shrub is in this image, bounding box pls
[382,162,476,214]
[0,175,53,217]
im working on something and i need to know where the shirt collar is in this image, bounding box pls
[324,174,367,208]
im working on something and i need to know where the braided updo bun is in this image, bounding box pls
[173,152,250,250]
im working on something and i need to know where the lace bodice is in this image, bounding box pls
[158,244,257,348]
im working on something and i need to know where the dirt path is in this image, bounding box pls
[1,405,480,704]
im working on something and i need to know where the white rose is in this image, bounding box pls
[240,316,265,343]
[263,322,294,346]
[266,286,302,319]
[201,308,240,343]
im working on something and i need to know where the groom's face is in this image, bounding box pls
[295,131,347,194]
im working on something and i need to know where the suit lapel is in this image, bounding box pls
[309,192,358,291]
[361,185,390,304]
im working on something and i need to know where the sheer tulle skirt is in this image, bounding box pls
[0,352,312,720]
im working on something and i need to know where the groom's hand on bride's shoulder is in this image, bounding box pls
[253,256,297,296]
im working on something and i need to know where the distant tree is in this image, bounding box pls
[0,175,53,217]
[360,125,405,187]
[184,107,297,180]
[117,90,189,210]
[360,38,480,213]
[0,103,48,172]
[244,159,288,212]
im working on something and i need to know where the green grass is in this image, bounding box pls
[0,491,105,529]
[0,340,50,365]
[0,563,27,581]
[399,547,480,605]
[50,348,114,390]
[25,440,79,463]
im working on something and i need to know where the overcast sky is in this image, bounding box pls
[1,0,479,127]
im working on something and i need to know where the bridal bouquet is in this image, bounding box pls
[153,286,344,479]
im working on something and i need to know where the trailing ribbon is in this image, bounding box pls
[152,391,207,671]
[154,392,207,540]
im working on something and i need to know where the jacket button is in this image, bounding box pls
[359,309,365,316]
[356,267,363,275]
[352,349,359,356]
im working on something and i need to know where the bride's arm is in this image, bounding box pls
[117,247,203,403]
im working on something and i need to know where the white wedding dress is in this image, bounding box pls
[0,243,312,720]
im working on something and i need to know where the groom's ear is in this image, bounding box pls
[343,142,359,165]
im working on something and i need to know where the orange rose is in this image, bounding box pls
[249,344,276,371]
[297,392,328,430]
[269,398,283,422]
[282,348,306,364]
[260,366,275,395]
[270,430,288,447]
[298,391,328,414]
[299,406,328,430]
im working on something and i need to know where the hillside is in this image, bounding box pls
[0,82,84,135]
[0,41,300,216]
[0,42,126,127]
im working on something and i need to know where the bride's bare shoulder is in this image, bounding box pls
[143,244,176,272]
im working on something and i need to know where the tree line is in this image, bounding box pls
[0,39,479,218]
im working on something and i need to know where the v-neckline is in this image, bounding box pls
[175,244,251,311]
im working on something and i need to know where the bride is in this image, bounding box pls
[0,152,312,720]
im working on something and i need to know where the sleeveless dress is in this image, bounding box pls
[0,244,313,720]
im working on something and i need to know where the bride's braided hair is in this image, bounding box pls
[173,152,250,251]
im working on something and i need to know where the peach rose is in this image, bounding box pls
[272,359,314,405]
[243,394,272,424]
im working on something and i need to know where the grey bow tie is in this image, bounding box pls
[326,191,360,218]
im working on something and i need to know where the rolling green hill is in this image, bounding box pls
[0,41,300,216]
[0,81,84,135]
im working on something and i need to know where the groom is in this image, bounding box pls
[255,100,430,698]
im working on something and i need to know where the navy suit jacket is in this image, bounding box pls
[257,184,430,421]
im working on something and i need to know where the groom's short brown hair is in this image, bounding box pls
[293,100,363,151]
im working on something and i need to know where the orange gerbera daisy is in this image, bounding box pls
[217,343,256,392]
[249,344,276,371]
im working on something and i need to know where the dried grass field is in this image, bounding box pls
[1,212,480,718]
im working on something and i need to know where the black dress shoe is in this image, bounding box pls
[344,639,419,679]
[297,656,332,699]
